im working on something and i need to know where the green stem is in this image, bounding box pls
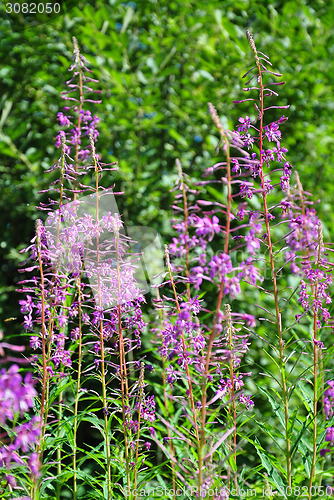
[226,304,237,490]
[72,37,84,201]
[176,159,191,301]
[30,226,50,500]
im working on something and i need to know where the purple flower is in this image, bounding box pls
[70,126,81,145]
[13,417,41,453]
[244,230,260,255]
[325,427,334,446]
[23,314,34,331]
[239,182,253,199]
[272,145,288,162]
[242,133,255,149]
[138,395,156,423]
[261,149,275,167]
[188,296,201,315]
[55,130,71,154]
[277,115,288,124]
[57,112,71,127]
[231,158,241,173]
[78,149,91,161]
[299,281,309,309]
[198,253,207,266]
[240,258,262,286]
[193,215,220,241]
[324,381,334,419]
[237,206,247,220]
[265,122,281,144]
[237,116,250,133]
[264,179,273,194]
[179,296,201,319]
[209,253,232,280]
[217,489,229,500]
[313,339,325,349]
[28,451,41,476]
[80,109,93,123]
[53,348,72,368]
[190,333,205,353]
[30,336,41,350]
[280,174,290,192]
[71,327,80,341]
[240,313,256,327]
[239,392,254,409]
[166,365,177,386]
[0,365,37,423]
[325,381,334,397]
[19,295,34,314]
[189,266,206,290]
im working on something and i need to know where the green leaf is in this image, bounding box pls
[258,386,286,429]
[299,438,311,479]
[83,413,107,438]
[290,414,309,459]
[252,419,284,452]
[253,437,287,497]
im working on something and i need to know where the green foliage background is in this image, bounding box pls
[1,0,334,335]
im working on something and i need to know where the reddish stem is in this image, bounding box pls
[249,32,292,486]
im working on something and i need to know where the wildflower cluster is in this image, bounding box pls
[5,38,156,500]
[0,365,41,492]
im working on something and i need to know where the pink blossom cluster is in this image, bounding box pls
[0,365,41,490]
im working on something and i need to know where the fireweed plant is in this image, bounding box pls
[152,31,334,499]
[1,38,156,500]
[1,32,334,500]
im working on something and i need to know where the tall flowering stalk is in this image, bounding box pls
[18,37,104,497]
[224,30,334,493]
[14,39,156,500]
[165,135,257,492]
[240,30,292,486]
[198,106,237,489]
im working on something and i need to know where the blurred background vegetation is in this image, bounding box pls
[0,0,334,335]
